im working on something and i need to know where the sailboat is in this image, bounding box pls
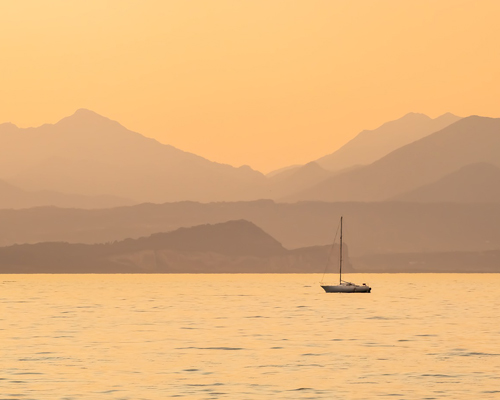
[320,216,371,293]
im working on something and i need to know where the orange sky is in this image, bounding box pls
[1,0,499,173]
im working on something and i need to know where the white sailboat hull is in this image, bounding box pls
[321,284,371,293]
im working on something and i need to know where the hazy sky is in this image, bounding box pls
[1,0,499,173]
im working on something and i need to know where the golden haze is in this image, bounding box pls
[1,0,499,173]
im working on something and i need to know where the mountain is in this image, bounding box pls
[316,112,461,171]
[1,215,496,274]
[0,110,465,204]
[2,200,500,256]
[286,116,500,202]
[391,163,500,203]
[0,109,266,203]
[0,220,351,273]
[0,179,134,209]
[266,164,301,177]
[263,162,333,198]
[117,219,287,257]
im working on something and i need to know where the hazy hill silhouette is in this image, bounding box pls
[0,110,468,205]
[391,163,500,203]
[0,178,134,209]
[0,220,350,273]
[114,220,287,257]
[263,162,333,198]
[0,110,466,206]
[266,164,301,177]
[1,215,494,274]
[264,113,459,180]
[316,113,460,171]
[286,116,500,202]
[316,112,460,171]
[2,200,500,256]
[0,109,266,203]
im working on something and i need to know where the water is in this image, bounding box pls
[1,274,499,399]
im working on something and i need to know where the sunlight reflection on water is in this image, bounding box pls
[1,274,500,399]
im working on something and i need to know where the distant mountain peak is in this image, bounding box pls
[448,115,495,130]
[401,112,431,119]
[299,161,327,173]
[314,111,462,172]
[433,112,461,124]
[465,114,489,120]
[0,109,269,203]
[57,108,120,128]
[73,108,101,116]
[0,122,18,132]
[356,112,431,137]
[436,112,459,118]
[131,219,287,257]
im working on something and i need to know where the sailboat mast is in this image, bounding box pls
[339,216,343,284]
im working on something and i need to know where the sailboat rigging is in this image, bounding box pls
[320,216,371,293]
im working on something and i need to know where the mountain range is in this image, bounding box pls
[0,178,134,209]
[1,217,496,273]
[391,162,500,203]
[286,116,500,202]
[0,220,348,273]
[2,107,500,274]
[0,109,266,203]
[2,109,486,206]
[315,112,461,171]
[2,200,500,257]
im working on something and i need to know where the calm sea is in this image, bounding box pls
[1,274,499,399]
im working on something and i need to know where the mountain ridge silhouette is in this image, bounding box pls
[0,178,134,209]
[286,115,500,202]
[315,112,461,171]
[391,162,500,203]
[0,109,266,203]
[0,219,346,273]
